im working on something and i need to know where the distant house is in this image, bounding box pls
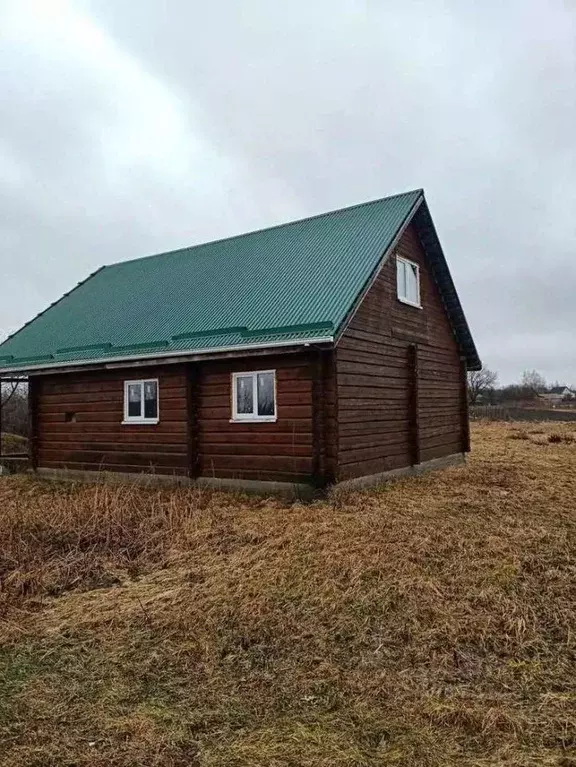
[540,386,576,405]
[0,189,480,494]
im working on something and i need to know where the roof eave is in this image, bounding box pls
[411,198,482,371]
[0,336,335,376]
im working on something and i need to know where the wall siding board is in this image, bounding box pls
[197,352,319,483]
[35,365,189,475]
[335,222,467,480]
[34,353,321,484]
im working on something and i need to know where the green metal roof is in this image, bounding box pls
[0,189,480,373]
[0,190,424,371]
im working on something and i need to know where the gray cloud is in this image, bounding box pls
[1,0,575,384]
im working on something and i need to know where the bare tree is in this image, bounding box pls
[520,369,547,393]
[467,368,498,404]
[1,378,29,437]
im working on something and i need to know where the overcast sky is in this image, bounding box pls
[1,0,575,385]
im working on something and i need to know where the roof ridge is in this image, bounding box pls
[106,188,424,269]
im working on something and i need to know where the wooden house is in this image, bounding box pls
[0,190,481,495]
[539,387,575,406]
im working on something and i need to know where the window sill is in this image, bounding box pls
[229,417,277,424]
[397,296,423,309]
[122,419,159,426]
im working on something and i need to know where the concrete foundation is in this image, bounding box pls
[336,452,466,491]
[31,453,466,499]
[35,467,316,500]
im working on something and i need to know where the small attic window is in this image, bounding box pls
[396,256,421,308]
[64,411,77,423]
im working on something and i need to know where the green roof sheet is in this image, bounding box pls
[0,190,425,371]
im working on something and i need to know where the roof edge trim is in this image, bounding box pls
[0,336,335,375]
[0,266,107,350]
[334,192,424,342]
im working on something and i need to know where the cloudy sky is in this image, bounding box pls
[1,0,574,385]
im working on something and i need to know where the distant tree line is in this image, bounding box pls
[467,368,575,406]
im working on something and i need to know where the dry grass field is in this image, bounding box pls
[0,432,27,455]
[1,421,575,766]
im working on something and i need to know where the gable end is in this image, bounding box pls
[335,196,481,371]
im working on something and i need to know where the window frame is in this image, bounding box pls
[122,378,160,425]
[231,370,277,423]
[396,255,422,309]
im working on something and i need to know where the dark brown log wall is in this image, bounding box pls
[336,222,466,480]
[196,352,317,484]
[34,365,189,475]
[33,353,326,484]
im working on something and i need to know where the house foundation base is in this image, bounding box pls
[336,452,466,492]
[32,453,466,499]
[34,467,317,500]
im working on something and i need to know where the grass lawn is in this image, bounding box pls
[1,421,575,766]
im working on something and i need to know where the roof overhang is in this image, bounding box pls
[0,336,334,376]
[410,198,482,371]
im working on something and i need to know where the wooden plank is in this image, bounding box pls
[198,380,312,397]
[202,431,313,445]
[339,449,412,478]
[38,421,188,436]
[340,414,408,439]
[201,391,308,408]
[338,373,409,389]
[39,449,189,469]
[311,351,323,486]
[38,429,189,443]
[43,374,186,395]
[338,386,409,400]
[188,363,200,479]
[199,454,312,473]
[38,440,188,454]
[39,409,187,424]
[202,419,314,434]
[420,442,462,463]
[202,443,311,458]
[408,344,420,466]
[339,431,409,455]
[40,460,189,476]
[460,358,471,453]
[199,405,313,420]
[196,467,312,484]
[338,393,409,408]
[37,399,186,416]
[419,424,461,439]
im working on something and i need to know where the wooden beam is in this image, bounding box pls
[460,358,471,453]
[408,344,421,466]
[28,377,39,470]
[187,363,201,478]
[311,350,327,487]
[6,343,332,377]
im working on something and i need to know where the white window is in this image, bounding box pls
[396,256,421,307]
[123,379,159,424]
[231,370,276,422]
